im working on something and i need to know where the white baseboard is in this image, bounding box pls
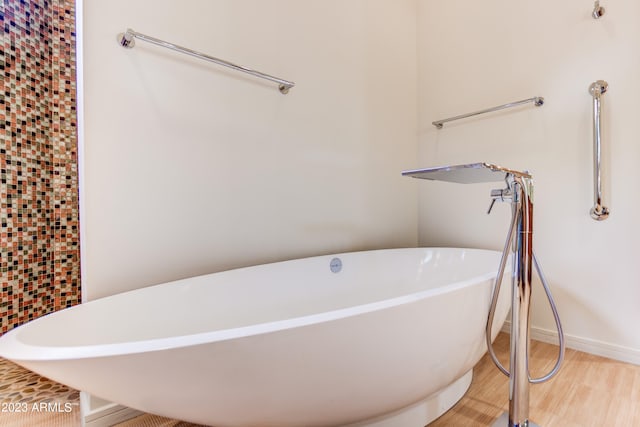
[80,393,143,427]
[501,322,640,366]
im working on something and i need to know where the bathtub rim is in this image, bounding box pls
[0,247,503,362]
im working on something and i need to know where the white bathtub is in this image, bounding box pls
[0,248,509,427]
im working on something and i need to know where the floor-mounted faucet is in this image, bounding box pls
[402,162,564,427]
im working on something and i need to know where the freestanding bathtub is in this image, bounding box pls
[0,247,509,427]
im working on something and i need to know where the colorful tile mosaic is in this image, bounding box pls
[0,0,80,334]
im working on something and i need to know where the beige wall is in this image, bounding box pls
[79,1,419,300]
[416,0,640,361]
[80,0,640,362]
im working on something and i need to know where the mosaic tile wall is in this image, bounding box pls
[0,0,80,334]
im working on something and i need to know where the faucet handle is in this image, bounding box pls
[487,188,513,214]
[487,199,497,215]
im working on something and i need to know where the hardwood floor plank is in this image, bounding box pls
[430,333,640,426]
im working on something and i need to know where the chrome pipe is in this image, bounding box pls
[508,176,534,426]
[490,176,542,427]
[117,29,295,94]
[589,80,609,220]
[432,97,544,129]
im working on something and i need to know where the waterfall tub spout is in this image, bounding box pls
[0,248,510,427]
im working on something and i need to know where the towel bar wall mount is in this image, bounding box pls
[432,97,544,129]
[117,29,295,94]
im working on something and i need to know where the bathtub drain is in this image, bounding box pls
[329,258,342,273]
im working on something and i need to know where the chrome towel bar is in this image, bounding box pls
[589,80,609,220]
[432,96,544,129]
[117,29,295,94]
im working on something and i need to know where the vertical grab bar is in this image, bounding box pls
[589,80,610,221]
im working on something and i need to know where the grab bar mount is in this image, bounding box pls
[592,1,606,19]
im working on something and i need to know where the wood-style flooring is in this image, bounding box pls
[430,332,640,426]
